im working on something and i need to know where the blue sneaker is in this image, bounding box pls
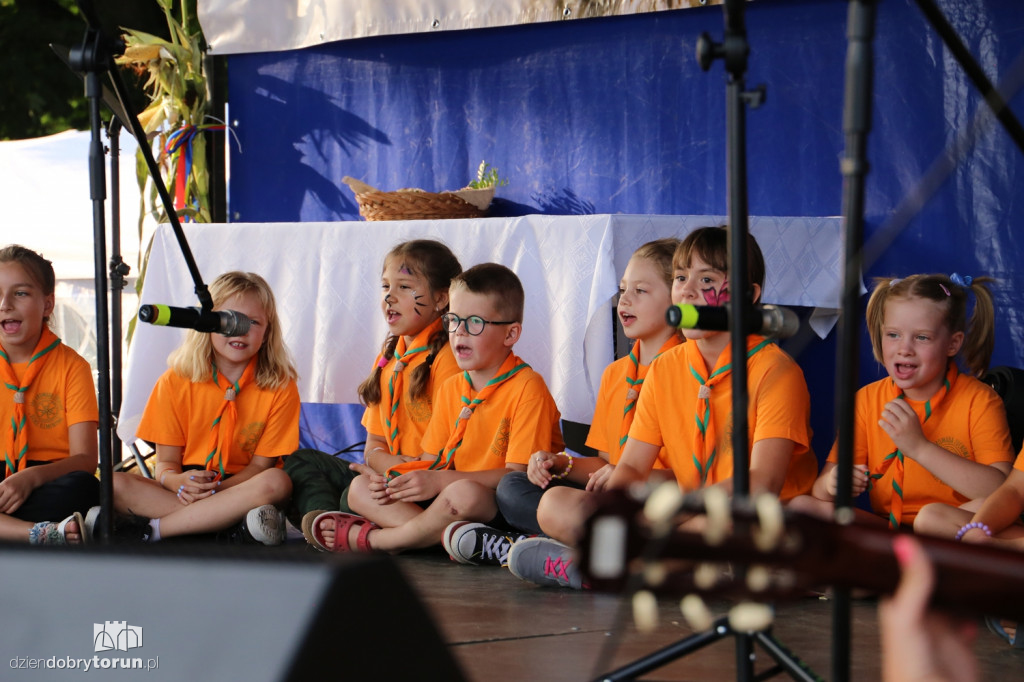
[507,536,586,589]
[443,522,528,566]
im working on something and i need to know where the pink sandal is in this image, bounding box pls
[310,511,378,552]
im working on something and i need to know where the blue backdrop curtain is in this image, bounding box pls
[222,0,1024,460]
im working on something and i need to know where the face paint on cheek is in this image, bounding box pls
[702,281,730,306]
[412,291,427,316]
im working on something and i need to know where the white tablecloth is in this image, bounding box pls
[118,214,848,440]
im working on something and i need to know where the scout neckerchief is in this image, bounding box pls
[386,352,529,481]
[381,318,443,457]
[1,328,61,477]
[687,335,774,489]
[206,358,256,479]
[872,362,957,529]
[617,336,681,457]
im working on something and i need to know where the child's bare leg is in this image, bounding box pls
[785,494,835,520]
[316,473,423,550]
[114,469,291,538]
[367,479,498,552]
[537,486,598,546]
[913,503,971,539]
[0,513,85,544]
[0,514,36,542]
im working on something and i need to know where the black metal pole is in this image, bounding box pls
[833,2,877,681]
[83,61,115,543]
[107,118,130,466]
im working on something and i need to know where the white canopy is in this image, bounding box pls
[199,0,712,55]
[0,129,148,366]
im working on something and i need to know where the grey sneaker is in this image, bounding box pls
[243,504,287,546]
[507,536,586,589]
[443,521,528,566]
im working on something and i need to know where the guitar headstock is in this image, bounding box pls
[580,482,1024,625]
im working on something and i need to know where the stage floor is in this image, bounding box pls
[393,550,1024,681]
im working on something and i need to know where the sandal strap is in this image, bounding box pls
[28,521,64,545]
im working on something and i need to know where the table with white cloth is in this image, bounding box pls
[117,215,849,447]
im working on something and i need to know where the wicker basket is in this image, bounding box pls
[342,176,495,221]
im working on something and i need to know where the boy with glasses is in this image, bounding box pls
[311,263,564,556]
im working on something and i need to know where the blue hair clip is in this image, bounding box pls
[950,272,973,288]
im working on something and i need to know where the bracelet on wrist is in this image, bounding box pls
[954,521,992,541]
[549,452,574,480]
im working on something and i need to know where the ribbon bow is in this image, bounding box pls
[950,273,973,288]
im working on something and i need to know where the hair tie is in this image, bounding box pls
[950,272,973,288]
[938,283,951,297]
[425,353,436,367]
[377,356,388,369]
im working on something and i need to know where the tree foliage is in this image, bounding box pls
[0,0,169,140]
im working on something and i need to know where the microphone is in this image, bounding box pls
[665,303,800,339]
[138,304,251,337]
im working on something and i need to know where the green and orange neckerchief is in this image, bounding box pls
[205,358,256,479]
[386,353,529,481]
[871,362,958,529]
[618,336,681,457]
[1,328,61,477]
[381,318,444,456]
[687,336,775,488]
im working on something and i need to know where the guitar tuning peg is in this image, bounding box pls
[692,561,724,585]
[728,602,774,633]
[752,493,784,552]
[633,590,659,633]
[702,486,731,546]
[643,480,684,535]
[680,594,714,632]
[642,561,668,587]
[746,564,772,593]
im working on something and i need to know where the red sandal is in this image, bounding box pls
[310,511,378,552]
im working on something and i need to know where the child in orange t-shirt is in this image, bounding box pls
[0,245,98,544]
[98,271,301,544]
[508,226,817,589]
[309,263,563,554]
[790,274,1013,529]
[484,238,680,559]
[288,240,462,538]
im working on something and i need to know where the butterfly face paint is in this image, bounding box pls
[702,280,729,306]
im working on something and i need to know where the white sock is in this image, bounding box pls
[148,518,162,542]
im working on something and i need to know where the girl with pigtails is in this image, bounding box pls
[286,240,463,547]
[790,273,1014,529]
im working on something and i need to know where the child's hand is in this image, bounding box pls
[879,399,927,457]
[174,470,220,505]
[349,463,390,502]
[585,463,615,492]
[527,451,560,488]
[0,468,40,514]
[825,464,870,497]
[385,470,441,503]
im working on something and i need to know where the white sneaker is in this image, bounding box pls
[244,505,286,546]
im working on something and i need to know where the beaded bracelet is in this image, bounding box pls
[954,521,992,541]
[550,452,574,480]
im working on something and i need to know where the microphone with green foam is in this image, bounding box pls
[138,304,251,337]
[665,303,799,338]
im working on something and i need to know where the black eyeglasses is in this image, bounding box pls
[441,313,516,336]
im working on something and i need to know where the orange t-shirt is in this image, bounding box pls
[137,365,300,474]
[1015,445,1024,473]
[586,345,678,467]
[827,372,1013,523]
[361,326,461,457]
[629,337,817,501]
[2,342,98,464]
[420,356,564,471]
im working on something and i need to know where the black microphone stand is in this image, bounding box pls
[596,1,818,680]
[66,0,216,541]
